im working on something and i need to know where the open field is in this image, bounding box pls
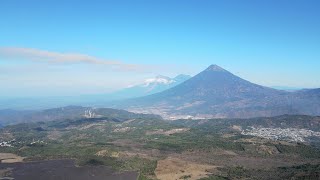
[155,157,217,180]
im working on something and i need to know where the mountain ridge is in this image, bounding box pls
[116,65,320,119]
[108,74,191,100]
[0,105,162,126]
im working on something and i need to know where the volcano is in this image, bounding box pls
[118,65,320,119]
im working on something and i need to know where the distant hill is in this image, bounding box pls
[117,65,320,119]
[174,115,320,132]
[0,106,161,126]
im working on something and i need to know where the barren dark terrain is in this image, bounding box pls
[0,159,138,180]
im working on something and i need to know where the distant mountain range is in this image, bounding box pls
[1,65,319,120]
[270,86,302,92]
[106,74,191,100]
[0,74,190,109]
[117,65,320,119]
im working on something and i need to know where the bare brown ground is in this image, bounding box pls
[146,128,189,136]
[155,157,217,180]
[0,153,24,163]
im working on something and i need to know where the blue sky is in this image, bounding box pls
[1,0,320,97]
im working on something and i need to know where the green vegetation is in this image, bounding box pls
[275,143,320,158]
[199,175,228,180]
[180,175,192,179]
[1,114,320,179]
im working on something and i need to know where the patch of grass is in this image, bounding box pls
[121,156,157,176]
[199,176,228,180]
[180,175,192,179]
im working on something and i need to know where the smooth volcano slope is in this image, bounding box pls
[119,65,320,119]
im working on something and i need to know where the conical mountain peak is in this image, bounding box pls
[205,64,228,72]
[120,64,320,119]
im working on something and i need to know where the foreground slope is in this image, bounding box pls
[119,65,320,119]
[1,115,320,180]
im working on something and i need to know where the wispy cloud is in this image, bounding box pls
[0,47,145,71]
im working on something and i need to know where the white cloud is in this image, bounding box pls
[0,47,145,71]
